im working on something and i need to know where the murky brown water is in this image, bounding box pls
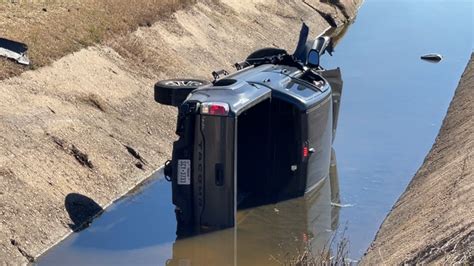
[37,0,473,264]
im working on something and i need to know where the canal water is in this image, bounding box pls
[37,0,473,264]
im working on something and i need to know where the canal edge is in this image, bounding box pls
[362,53,474,264]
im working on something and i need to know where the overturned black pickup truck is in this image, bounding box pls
[154,23,343,235]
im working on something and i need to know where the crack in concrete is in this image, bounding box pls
[10,239,35,262]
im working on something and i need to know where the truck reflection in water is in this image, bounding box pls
[167,149,340,266]
[37,144,341,265]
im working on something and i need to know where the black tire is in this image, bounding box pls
[246,47,288,61]
[154,79,210,107]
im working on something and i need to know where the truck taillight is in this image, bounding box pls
[200,102,229,116]
[303,146,309,158]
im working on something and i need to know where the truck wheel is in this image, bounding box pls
[154,79,210,107]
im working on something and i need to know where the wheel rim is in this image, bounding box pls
[164,80,204,87]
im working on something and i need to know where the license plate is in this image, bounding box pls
[177,159,191,185]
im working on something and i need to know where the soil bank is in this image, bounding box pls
[0,0,361,263]
[362,53,474,264]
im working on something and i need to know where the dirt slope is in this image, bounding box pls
[362,54,474,264]
[0,0,361,263]
[0,0,195,79]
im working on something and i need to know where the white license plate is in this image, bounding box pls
[177,160,191,185]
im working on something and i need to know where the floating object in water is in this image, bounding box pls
[331,202,354,208]
[345,258,360,264]
[0,38,30,65]
[420,53,443,62]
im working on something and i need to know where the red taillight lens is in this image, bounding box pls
[201,102,229,116]
[210,105,227,115]
[303,146,309,158]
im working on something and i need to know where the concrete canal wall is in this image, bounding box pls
[363,53,474,264]
[0,0,362,263]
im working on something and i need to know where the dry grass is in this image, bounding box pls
[284,227,354,266]
[0,0,195,80]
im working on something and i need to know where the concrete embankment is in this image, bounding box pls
[363,53,474,264]
[0,0,361,263]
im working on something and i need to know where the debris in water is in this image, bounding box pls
[331,202,354,208]
[0,38,30,65]
[345,258,360,264]
[420,53,443,62]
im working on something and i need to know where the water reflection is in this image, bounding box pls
[167,150,340,265]
[38,151,341,265]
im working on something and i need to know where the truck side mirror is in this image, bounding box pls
[307,50,320,68]
[306,35,332,68]
[312,36,331,56]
